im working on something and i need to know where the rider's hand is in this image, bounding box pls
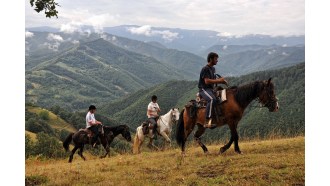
[223,79,228,87]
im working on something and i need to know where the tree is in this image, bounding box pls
[29,0,60,18]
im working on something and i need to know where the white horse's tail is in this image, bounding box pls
[133,127,142,154]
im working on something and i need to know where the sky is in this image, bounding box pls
[25,0,305,36]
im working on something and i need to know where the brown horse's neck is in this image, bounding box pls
[234,81,263,109]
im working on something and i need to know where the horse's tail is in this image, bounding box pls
[176,109,185,150]
[133,127,141,154]
[63,132,74,152]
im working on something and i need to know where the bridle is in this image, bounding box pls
[251,85,278,109]
[159,110,178,127]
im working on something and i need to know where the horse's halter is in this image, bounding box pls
[171,110,179,123]
[257,83,278,111]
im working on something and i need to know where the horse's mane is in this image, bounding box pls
[234,81,264,106]
[103,124,128,134]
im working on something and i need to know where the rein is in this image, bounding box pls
[159,111,176,127]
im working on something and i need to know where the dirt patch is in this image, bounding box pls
[196,162,228,178]
[140,167,167,181]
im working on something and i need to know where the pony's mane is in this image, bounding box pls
[104,124,127,134]
[235,81,264,106]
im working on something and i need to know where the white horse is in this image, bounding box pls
[133,108,180,154]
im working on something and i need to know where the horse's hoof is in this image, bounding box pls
[235,150,242,155]
[219,147,226,154]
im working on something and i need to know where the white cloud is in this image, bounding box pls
[217,32,233,38]
[60,22,82,33]
[43,42,60,51]
[127,25,153,36]
[72,40,80,44]
[127,25,179,42]
[47,33,64,42]
[25,31,34,38]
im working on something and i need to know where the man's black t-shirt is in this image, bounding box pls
[198,65,216,90]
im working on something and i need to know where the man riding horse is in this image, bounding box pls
[198,52,228,128]
[147,95,161,140]
[86,105,102,147]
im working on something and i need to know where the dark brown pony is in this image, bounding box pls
[63,124,132,163]
[176,78,279,154]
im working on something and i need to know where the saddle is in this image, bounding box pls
[185,86,229,119]
[79,128,93,138]
[78,126,104,138]
[141,119,159,136]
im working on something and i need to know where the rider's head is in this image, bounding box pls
[207,52,219,65]
[89,105,97,112]
[151,95,157,102]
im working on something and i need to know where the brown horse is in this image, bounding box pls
[176,78,279,154]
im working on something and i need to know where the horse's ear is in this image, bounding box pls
[172,108,174,111]
[267,78,272,86]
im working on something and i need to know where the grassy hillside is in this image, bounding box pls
[26,38,185,111]
[26,106,76,133]
[25,136,304,185]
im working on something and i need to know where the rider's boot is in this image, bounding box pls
[203,118,217,128]
[153,127,157,140]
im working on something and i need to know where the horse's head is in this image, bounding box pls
[121,125,132,142]
[171,108,180,123]
[258,78,279,112]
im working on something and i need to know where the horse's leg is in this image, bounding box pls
[220,122,241,154]
[100,136,110,158]
[138,136,144,153]
[159,131,171,150]
[232,122,241,154]
[194,124,208,153]
[219,136,234,154]
[69,146,79,163]
[147,138,159,151]
[78,145,86,161]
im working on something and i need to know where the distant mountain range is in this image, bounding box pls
[25,26,304,111]
[27,25,305,54]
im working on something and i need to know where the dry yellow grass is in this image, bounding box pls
[25,130,37,142]
[25,136,304,185]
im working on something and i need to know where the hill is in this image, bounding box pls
[99,63,305,140]
[25,105,77,143]
[216,45,305,76]
[26,106,76,132]
[26,38,185,111]
[25,136,304,185]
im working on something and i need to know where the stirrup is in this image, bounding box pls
[203,119,217,128]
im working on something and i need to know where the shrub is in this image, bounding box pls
[34,132,66,158]
[39,110,50,120]
[25,134,35,159]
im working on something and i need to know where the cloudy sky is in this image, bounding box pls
[25,0,304,36]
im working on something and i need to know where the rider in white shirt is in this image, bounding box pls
[147,95,161,139]
[86,105,102,147]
